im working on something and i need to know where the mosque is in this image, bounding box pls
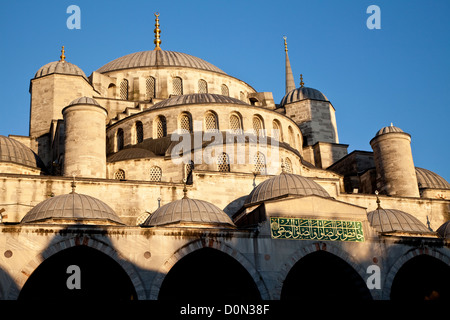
[0,13,449,301]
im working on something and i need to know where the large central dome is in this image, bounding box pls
[96,50,226,74]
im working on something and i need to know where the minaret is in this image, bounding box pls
[154,12,162,50]
[284,36,296,94]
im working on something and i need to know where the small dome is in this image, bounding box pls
[244,173,330,206]
[437,221,450,239]
[280,86,328,106]
[107,148,156,162]
[21,192,124,225]
[67,96,100,107]
[416,167,450,190]
[151,93,249,110]
[141,198,235,228]
[374,125,404,137]
[367,208,430,233]
[0,135,44,169]
[96,50,226,75]
[34,60,86,79]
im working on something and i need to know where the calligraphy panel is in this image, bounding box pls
[270,217,365,242]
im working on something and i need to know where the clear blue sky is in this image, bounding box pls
[0,0,449,181]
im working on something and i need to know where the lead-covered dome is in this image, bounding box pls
[437,221,450,239]
[67,96,101,107]
[244,173,330,206]
[151,93,248,109]
[141,198,235,228]
[280,86,328,106]
[21,192,124,225]
[367,207,430,233]
[0,135,44,169]
[416,167,450,190]
[34,60,86,79]
[96,50,226,75]
[374,124,404,137]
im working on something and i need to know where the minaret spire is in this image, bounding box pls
[284,36,296,94]
[154,12,162,51]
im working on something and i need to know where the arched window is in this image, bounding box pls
[229,114,243,134]
[205,112,218,132]
[185,160,194,185]
[272,120,282,141]
[172,77,183,96]
[146,76,156,100]
[120,79,129,100]
[108,83,116,98]
[252,116,264,137]
[221,84,229,96]
[114,169,125,180]
[284,158,293,173]
[253,152,266,175]
[155,115,167,138]
[179,113,192,133]
[217,153,231,172]
[288,126,295,146]
[116,128,124,151]
[198,79,208,93]
[149,166,162,182]
[135,121,144,144]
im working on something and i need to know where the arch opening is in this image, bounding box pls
[158,248,261,301]
[390,254,450,301]
[281,250,372,301]
[18,246,137,301]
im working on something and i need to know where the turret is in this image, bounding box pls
[370,124,420,197]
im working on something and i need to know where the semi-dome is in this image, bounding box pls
[0,135,44,169]
[67,96,101,107]
[34,60,86,79]
[21,192,124,225]
[244,173,330,206]
[280,86,329,106]
[437,221,450,239]
[96,50,226,75]
[141,197,235,228]
[151,93,249,109]
[374,124,405,137]
[107,148,156,162]
[367,207,430,233]
[415,167,450,190]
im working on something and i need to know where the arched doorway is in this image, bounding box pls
[158,248,261,300]
[18,246,137,300]
[281,250,372,300]
[390,254,450,300]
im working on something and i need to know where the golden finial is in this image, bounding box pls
[154,12,162,51]
[283,36,288,52]
[70,174,77,194]
[375,190,381,209]
[300,74,304,88]
[182,179,188,199]
[60,46,66,62]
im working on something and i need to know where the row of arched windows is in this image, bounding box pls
[114,114,300,152]
[116,77,241,100]
[113,166,162,182]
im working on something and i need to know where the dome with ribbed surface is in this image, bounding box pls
[244,173,330,206]
[67,96,101,107]
[34,60,86,79]
[141,198,235,228]
[437,221,450,239]
[151,93,248,109]
[280,87,328,106]
[415,167,450,190]
[0,135,43,169]
[375,125,404,137]
[96,50,226,74]
[21,192,124,225]
[367,208,430,233]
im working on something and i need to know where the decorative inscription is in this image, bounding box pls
[270,217,365,242]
